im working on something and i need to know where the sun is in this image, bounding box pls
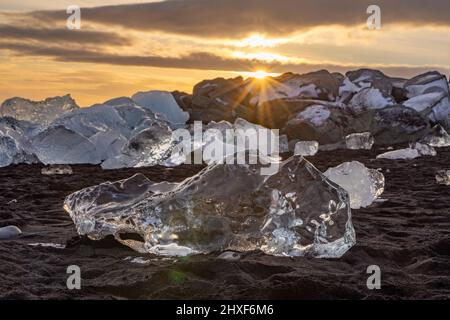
[252,70,270,79]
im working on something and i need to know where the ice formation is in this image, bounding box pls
[435,170,450,186]
[345,132,374,150]
[294,141,319,156]
[0,118,38,167]
[324,161,385,209]
[412,142,437,157]
[349,88,394,111]
[41,164,73,175]
[0,95,78,127]
[64,154,356,258]
[32,126,102,165]
[131,91,189,125]
[0,226,22,240]
[421,125,450,147]
[376,148,420,160]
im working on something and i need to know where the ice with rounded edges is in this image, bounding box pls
[294,141,319,156]
[324,161,385,209]
[64,154,356,258]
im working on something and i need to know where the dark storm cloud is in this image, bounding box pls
[1,41,448,78]
[0,25,130,45]
[29,0,450,38]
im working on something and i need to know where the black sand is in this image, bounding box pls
[1,147,449,299]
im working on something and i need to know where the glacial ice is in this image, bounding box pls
[421,125,450,147]
[32,126,102,165]
[64,154,356,258]
[131,91,189,125]
[0,225,22,240]
[0,95,78,127]
[294,141,319,156]
[412,142,437,157]
[349,88,394,111]
[324,161,385,209]
[101,121,173,169]
[0,117,38,167]
[435,170,450,186]
[345,132,374,150]
[376,148,420,160]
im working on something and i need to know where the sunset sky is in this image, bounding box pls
[0,0,449,106]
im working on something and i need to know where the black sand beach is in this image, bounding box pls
[1,147,449,300]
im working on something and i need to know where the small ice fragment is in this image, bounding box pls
[421,125,450,147]
[345,132,374,150]
[28,243,66,249]
[41,164,73,175]
[376,148,420,160]
[0,225,22,239]
[412,142,436,157]
[294,141,319,156]
[324,161,385,209]
[129,257,151,265]
[436,170,450,186]
[217,251,241,261]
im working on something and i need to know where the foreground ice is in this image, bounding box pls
[376,142,436,160]
[0,226,22,240]
[412,142,437,157]
[64,155,356,258]
[421,125,450,147]
[345,132,374,150]
[324,161,385,209]
[294,141,319,156]
[435,170,450,186]
[376,148,420,160]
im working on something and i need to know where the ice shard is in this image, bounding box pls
[64,154,356,258]
[294,141,319,156]
[0,95,78,127]
[376,148,420,160]
[421,125,450,147]
[32,125,102,165]
[412,142,437,157]
[324,161,385,209]
[436,170,450,186]
[345,132,374,150]
[131,91,189,125]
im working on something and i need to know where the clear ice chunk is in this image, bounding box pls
[32,125,102,165]
[345,132,374,150]
[64,154,356,258]
[412,142,437,157]
[436,170,450,186]
[421,125,450,147]
[0,95,78,127]
[294,141,319,156]
[131,91,189,125]
[0,225,22,239]
[324,161,385,209]
[376,148,420,160]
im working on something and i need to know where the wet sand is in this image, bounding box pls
[1,147,449,299]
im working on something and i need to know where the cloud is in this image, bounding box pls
[1,41,448,78]
[29,0,450,38]
[0,25,130,45]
